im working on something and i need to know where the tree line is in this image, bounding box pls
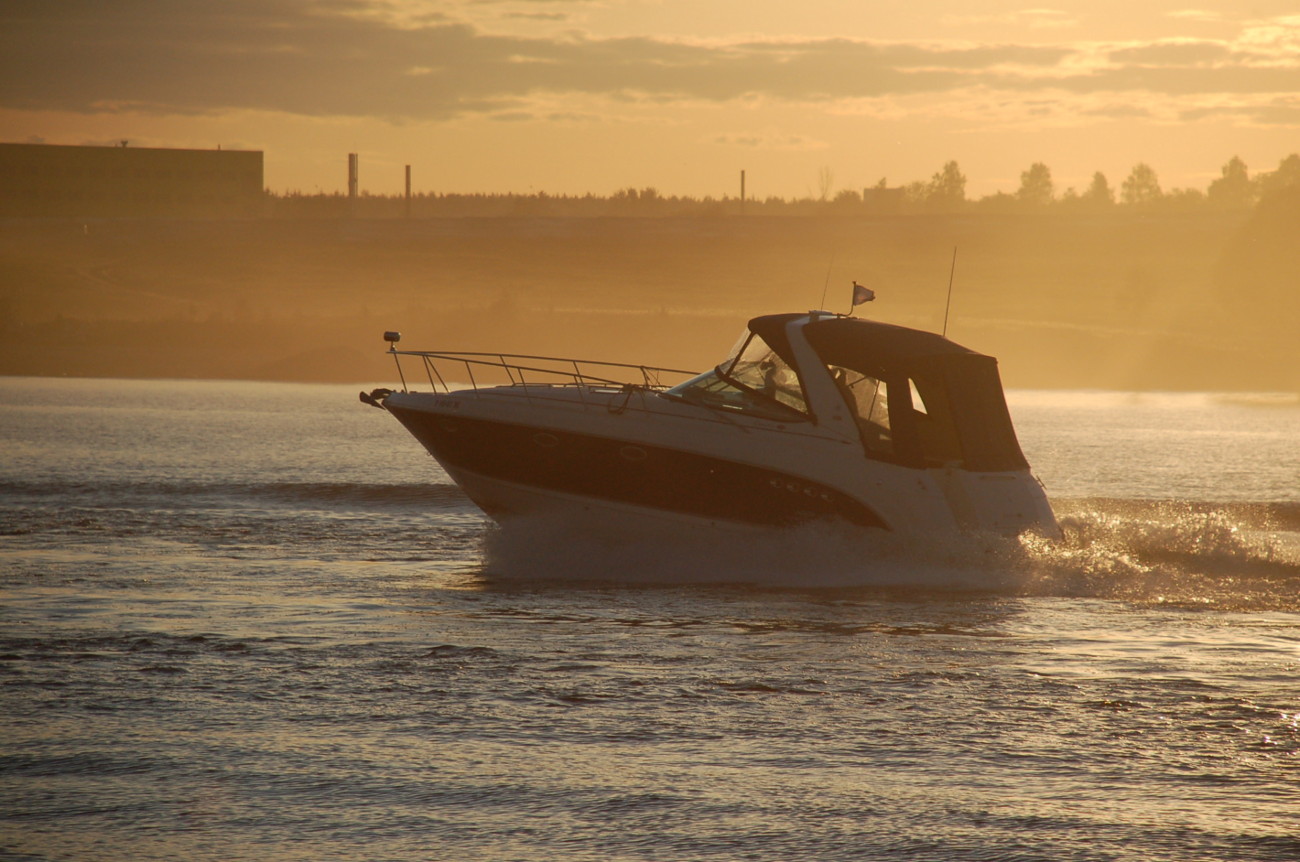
[895,154,1299,213]
[266,153,1300,218]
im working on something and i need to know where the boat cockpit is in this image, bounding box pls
[666,312,1030,475]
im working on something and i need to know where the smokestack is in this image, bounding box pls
[740,169,746,214]
[405,164,412,219]
[348,153,358,199]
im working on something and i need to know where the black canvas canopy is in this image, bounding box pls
[756,315,977,367]
[747,314,1029,472]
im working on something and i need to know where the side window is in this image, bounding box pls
[830,366,892,455]
[909,378,928,414]
[909,376,963,465]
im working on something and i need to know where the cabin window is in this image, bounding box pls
[830,367,893,456]
[665,332,808,422]
[909,374,963,466]
[909,378,928,415]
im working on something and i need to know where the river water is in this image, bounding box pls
[2,378,1298,861]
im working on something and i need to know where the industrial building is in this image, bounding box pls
[0,142,263,218]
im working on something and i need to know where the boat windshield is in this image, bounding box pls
[665,332,808,421]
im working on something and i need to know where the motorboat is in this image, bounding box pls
[362,310,1060,539]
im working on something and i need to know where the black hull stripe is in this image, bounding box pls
[387,405,888,530]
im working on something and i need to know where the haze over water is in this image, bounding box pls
[2,378,1298,861]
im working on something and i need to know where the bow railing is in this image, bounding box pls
[389,348,697,395]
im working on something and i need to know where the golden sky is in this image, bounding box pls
[2,0,1297,198]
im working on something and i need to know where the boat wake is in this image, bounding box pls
[1021,500,1300,610]
[480,502,1300,611]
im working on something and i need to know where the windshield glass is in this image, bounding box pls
[721,334,809,415]
[665,332,808,421]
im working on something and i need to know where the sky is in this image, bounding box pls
[2,0,1298,199]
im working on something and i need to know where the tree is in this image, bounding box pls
[1213,180,1300,345]
[831,188,862,210]
[903,179,930,207]
[1256,153,1300,201]
[1083,171,1114,206]
[972,191,1018,213]
[1121,163,1162,205]
[818,166,835,202]
[1161,187,1207,211]
[927,160,966,209]
[1017,162,1054,207]
[1207,156,1253,208]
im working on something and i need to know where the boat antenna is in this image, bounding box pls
[818,249,836,309]
[941,246,957,338]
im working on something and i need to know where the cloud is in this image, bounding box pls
[504,12,570,21]
[1083,103,1158,120]
[712,131,824,150]
[1181,97,1300,126]
[544,111,599,122]
[1167,9,1221,23]
[0,0,1296,125]
[1107,40,1232,65]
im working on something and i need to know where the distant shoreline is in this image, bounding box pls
[1,213,1294,392]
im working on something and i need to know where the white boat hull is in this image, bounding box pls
[372,309,1061,543]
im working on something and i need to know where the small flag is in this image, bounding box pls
[852,281,875,305]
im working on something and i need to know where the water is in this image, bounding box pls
[2,378,1298,861]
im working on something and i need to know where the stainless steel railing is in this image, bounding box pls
[389,348,697,395]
